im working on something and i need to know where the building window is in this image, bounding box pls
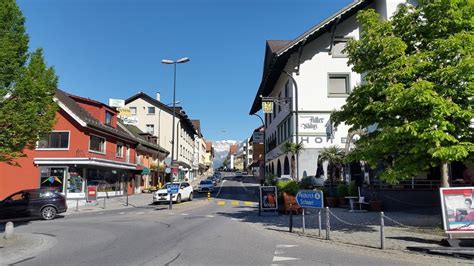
[89,135,105,153]
[332,38,350,58]
[146,124,154,134]
[148,107,155,114]
[116,143,123,157]
[130,107,137,115]
[105,111,113,125]
[328,74,350,96]
[40,167,65,192]
[37,132,69,149]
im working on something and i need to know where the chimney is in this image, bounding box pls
[156,92,161,102]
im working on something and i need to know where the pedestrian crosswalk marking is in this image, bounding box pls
[272,256,299,262]
[274,250,285,255]
[276,244,298,248]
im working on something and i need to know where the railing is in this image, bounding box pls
[75,149,135,164]
[371,178,441,190]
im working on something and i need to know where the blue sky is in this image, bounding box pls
[18,0,352,141]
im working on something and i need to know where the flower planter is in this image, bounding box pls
[369,200,383,212]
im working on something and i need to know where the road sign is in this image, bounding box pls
[167,184,179,194]
[296,190,323,209]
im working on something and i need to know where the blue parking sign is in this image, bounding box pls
[167,184,179,194]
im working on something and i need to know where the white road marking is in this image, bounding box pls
[272,256,300,262]
[274,250,285,255]
[230,218,241,221]
[206,215,214,218]
[119,212,125,215]
[239,180,248,192]
[276,244,299,248]
[99,212,104,215]
[135,212,144,215]
[181,213,189,216]
[214,180,226,198]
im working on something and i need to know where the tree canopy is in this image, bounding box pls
[331,0,473,185]
[0,0,58,164]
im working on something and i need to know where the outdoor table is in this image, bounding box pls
[345,196,358,212]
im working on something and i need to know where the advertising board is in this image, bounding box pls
[260,186,278,211]
[440,187,474,233]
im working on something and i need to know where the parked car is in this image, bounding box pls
[153,182,193,204]
[235,171,243,181]
[197,180,214,193]
[207,176,218,186]
[0,189,67,220]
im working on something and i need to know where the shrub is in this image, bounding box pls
[348,180,358,196]
[299,176,314,189]
[276,180,299,196]
[336,184,348,198]
[264,173,276,186]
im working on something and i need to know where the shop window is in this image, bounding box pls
[40,167,65,192]
[89,135,105,153]
[68,167,84,193]
[37,132,69,149]
[328,74,350,96]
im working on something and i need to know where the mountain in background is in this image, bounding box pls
[212,140,239,168]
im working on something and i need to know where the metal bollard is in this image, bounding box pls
[318,209,322,237]
[4,222,14,239]
[302,208,305,233]
[325,207,330,240]
[289,203,294,233]
[103,197,106,209]
[76,199,79,212]
[380,212,385,249]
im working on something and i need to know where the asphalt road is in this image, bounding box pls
[6,176,448,265]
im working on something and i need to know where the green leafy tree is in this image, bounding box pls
[281,141,304,180]
[332,1,473,187]
[0,0,58,164]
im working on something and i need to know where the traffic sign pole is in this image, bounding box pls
[169,192,173,210]
[302,208,305,233]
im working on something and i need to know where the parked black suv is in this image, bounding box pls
[0,189,67,220]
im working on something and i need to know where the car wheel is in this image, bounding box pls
[41,206,57,220]
[188,192,193,201]
[176,194,182,204]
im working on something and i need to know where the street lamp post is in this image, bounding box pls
[162,57,189,210]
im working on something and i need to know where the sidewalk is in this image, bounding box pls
[65,193,154,215]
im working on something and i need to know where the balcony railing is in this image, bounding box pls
[76,149,134,164]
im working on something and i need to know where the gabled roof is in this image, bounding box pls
[119,123,169,155]
[249,0,372,114]
[125,92,198,136]
[55,89,136,142]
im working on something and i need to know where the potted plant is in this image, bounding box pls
[319,146,346,207]
[369,191,383,211]
[336,183,348,206]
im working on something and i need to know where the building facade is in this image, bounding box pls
[249,0,407,182]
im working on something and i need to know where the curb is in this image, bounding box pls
[0,233,57,265]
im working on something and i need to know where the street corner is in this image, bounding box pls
[0,232,57,265]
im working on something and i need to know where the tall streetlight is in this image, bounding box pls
[162,57,190,182]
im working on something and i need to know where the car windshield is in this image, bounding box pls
[200,180,212,185]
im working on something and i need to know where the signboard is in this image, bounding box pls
[298,113,331,135]
[87,186,97,202]
[167,184,179,194]
[122,116,138,125]
[117,107,131,117]
[253,132,264,144]
[109,98,125,107]
[171,167,178,180]
[440,187,474,233]
[165,167,171,174]
[260,186,278,211]
[262,101,273,114]
[296,190,323,209]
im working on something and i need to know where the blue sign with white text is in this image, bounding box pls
[296,191,323,208]
[167,184,179,194]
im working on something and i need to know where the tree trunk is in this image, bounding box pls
[441,162,450,188]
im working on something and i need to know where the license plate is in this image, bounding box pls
[160,197,166,200]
